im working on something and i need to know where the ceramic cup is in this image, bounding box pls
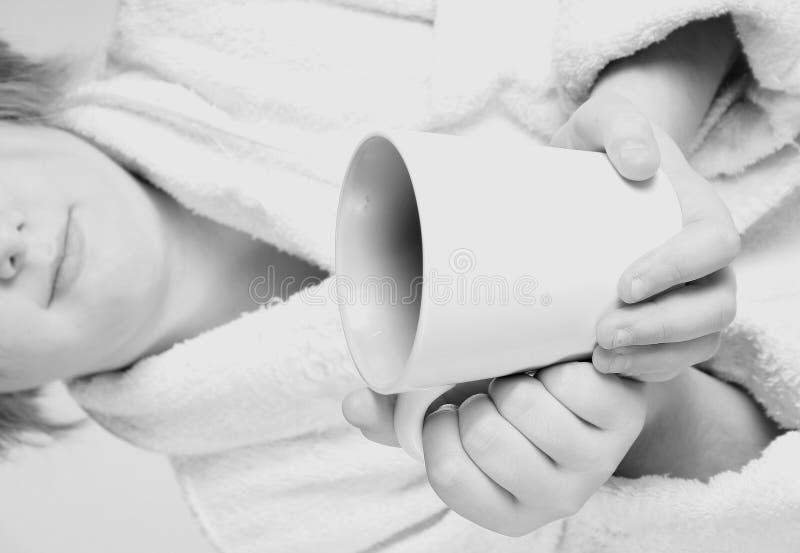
[335,131,680,460]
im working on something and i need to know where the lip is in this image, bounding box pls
[48,208,84,305]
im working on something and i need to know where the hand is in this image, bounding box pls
[551,92,740,382]
[422,363,644,536]
[343,364,646,537]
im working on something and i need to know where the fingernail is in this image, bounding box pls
[459,394,485,410]
[630,277,646,302]
[619,142,648,163]
[611,353,629,373]
[428,403,457,418]
[612,328,632,348]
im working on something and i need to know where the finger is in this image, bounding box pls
[422,404,518,534]
[536,363,645,433]
[550,92,660,181]
[361,428,400,447]
[598,268,736,347]
[653,129,737,229]
[618,129,741,303]
[618,220,741,304]
[342,388,397,435]
[488,375,615,472]
[456,393,557,504]
[592,332,722,382]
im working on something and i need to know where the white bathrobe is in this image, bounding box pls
[62,1,800,551]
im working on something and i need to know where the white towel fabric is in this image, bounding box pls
[63,1,800,551]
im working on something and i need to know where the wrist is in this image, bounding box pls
[616,368,782,480]
[614,376,683,478]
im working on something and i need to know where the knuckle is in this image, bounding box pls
[496,515,532,538]
[542,362,602,403]
[599,454,625,478]
[712,225,742,262]
[540,362,601,405]
[492,377,539,422]
[657,318,672,343]
[592,348,612,374]
[426,456,467,491]
[647,306,672,343]
[460,416,498,457]
[570,444,612,473]
[581,455,619,483]
[498,526,528,538]
[553,491,586,520]
[551,361,593,384]
[666,261,685,286]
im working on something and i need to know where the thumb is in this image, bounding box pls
[342,388,400,446]
[551,92,660,182]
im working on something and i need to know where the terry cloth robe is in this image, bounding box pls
[63,1,800,552]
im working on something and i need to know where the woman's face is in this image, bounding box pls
[0,123,171,391]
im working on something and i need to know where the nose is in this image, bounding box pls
[0,210,26,280]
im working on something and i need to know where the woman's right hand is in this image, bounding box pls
[552,92,740,383]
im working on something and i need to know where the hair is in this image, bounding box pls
[0,39,68,121]
[0,42,74,455]
[0,390,76,457]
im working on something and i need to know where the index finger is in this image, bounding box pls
[618,129,741,303]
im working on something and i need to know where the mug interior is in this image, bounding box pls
[336,136,423,391]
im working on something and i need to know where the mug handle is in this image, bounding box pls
[394,385,455,461]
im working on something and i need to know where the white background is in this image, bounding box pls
[0,388,217,553]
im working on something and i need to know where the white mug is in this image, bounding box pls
[335,131,680,460]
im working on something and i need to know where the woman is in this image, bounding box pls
[0,0,798,551]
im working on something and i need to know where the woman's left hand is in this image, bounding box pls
[345,364,646,536]
[551,92,740,382]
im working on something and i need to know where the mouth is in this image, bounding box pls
[47,208,83,306]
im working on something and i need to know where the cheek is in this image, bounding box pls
[70,192,166,298]
[83,226,166,308]
[41,304,140,382]
[59,221,167,361]
[54,163,168,368]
